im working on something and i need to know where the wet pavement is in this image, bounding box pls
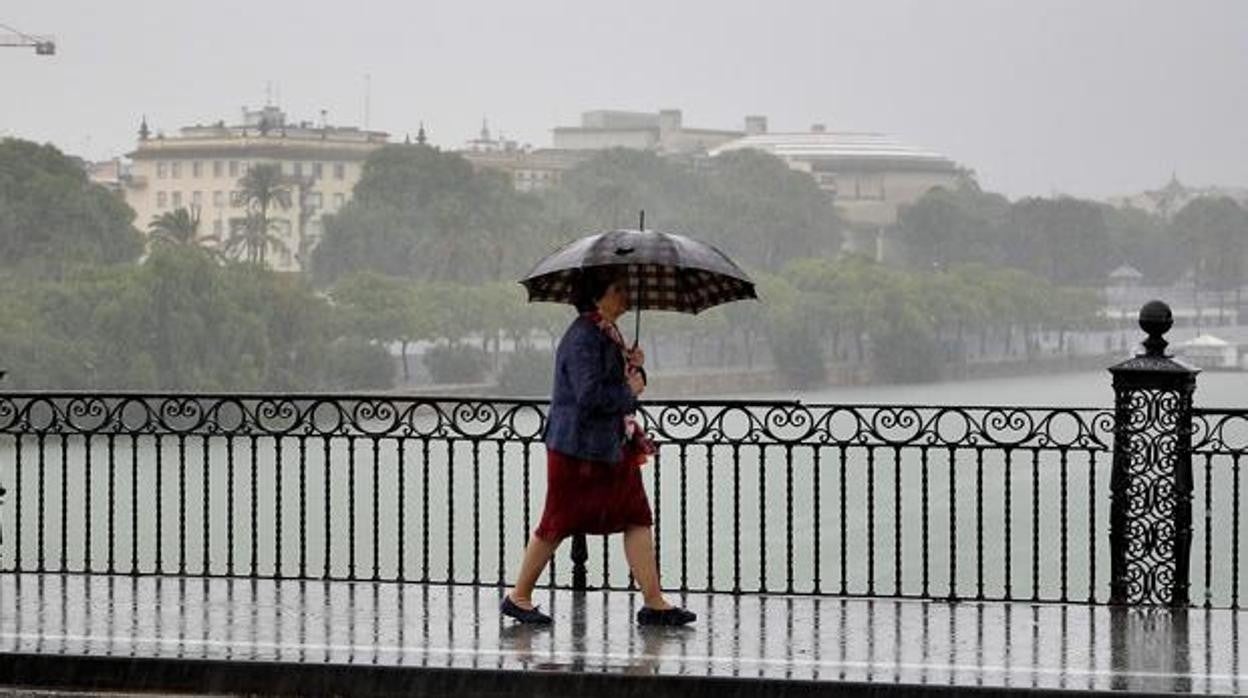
[0,573,1244,696]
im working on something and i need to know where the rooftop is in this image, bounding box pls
[711,131,958,170]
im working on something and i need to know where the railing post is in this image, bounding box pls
[1108,300,1199,607]
[570,533,588,591]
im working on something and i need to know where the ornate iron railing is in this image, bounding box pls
[0,392,1241,606]
[1192,408,1248,609]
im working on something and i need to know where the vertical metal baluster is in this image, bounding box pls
[202,436,211,576]
[948,445,957,601]
[706,443,714,592]
[866,445,876,597]
[83,434,93,572]
[471,440,480,585]
[839,444,847,596]
[900,446,909,597]
[297,436,306,579]
[732,443,740,593]
[226,437,235,577]
[1203,453,1212,609]
[318,437,329,579]
[248,435,258,577]
[1088,450,1097,604]
[107,434,116,575]
[274,437,283,579]
[178,434,187,575]
[1234,454,1241,609]
[348,436,357,580]
[447,439,455,584]
[679,443,688,591]
[496,441,504,587]
[154,434,163,575]
[59,434,67,572]
[1059,448,1069,602]
[37,433,46,572]
[976,447,985,600]
[372,438,381,582]
[785,444,794,595]
[759,444,768,593]
[521,440,531,549]
[653,447,662,587]
[130,435,139,574]
[422,437,430,583]
[1004,448,1013,600]
[1031,448,1040,602]
[813,446,822,595]
[918,444,928,599]
[14,435,22,571]
[398,438,407,583]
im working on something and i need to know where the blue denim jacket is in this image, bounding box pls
[544,315,638,463]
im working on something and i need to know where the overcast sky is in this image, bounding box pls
[2,0,1245,199]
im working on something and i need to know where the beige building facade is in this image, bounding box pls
[124,106,388,271]
[552,109,745,155]
[710,126,966,258]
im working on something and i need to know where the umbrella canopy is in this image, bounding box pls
[520,229,756,315]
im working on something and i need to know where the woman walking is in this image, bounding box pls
[501,267,696,626]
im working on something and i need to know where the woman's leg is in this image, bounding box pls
[507,534,561,609]
[623,525,672,610]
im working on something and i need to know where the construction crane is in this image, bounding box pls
[0,21,54,55]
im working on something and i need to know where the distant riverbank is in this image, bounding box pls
[399,352,1123,401]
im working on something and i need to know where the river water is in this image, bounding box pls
[2,369,1245,607]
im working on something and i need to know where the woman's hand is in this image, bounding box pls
[627,346,645,367]
[627,371,646,396]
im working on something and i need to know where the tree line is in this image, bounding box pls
[2,136,1243,391]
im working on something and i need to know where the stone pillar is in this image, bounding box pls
[1108,300,1199,606]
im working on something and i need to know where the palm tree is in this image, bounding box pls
[224,213,290,265]
[236,163,292,266]
[148,206,203,247]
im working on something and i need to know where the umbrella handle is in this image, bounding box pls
[633,210,645,349]
[633,263,642,349]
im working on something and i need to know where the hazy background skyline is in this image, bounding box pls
[2,0,1245,199]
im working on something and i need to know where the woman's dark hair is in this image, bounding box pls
[573,266,628,313]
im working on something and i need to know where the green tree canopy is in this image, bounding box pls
[1006,197,1111,285]
[894,183,1008,270]
[1173,196,1248,294]
[311,144,544,285]
[547,148,842,271]
[0,139,143,278]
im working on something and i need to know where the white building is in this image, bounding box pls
[123,106,389,271]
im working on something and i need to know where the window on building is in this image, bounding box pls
[156,162,167,179]
[333,193,345,208]
[308,192,323,209]
[312,162,323,178]
[192,161,203,178]
[214,219,223,236]
[157,191,167,208]
[192,191,203,206]
[333,163,345,180]
[213,191,224,207]
[213,161,223,178]
[229,161,239,177]
[171,162,182,179]
[230,191,243,207]
[293,162,304,177]
[172,191,182,207]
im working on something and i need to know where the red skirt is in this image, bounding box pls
[534,447,653,541]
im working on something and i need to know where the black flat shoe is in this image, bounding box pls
[501,596,553,625]
[637,606,696,626]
